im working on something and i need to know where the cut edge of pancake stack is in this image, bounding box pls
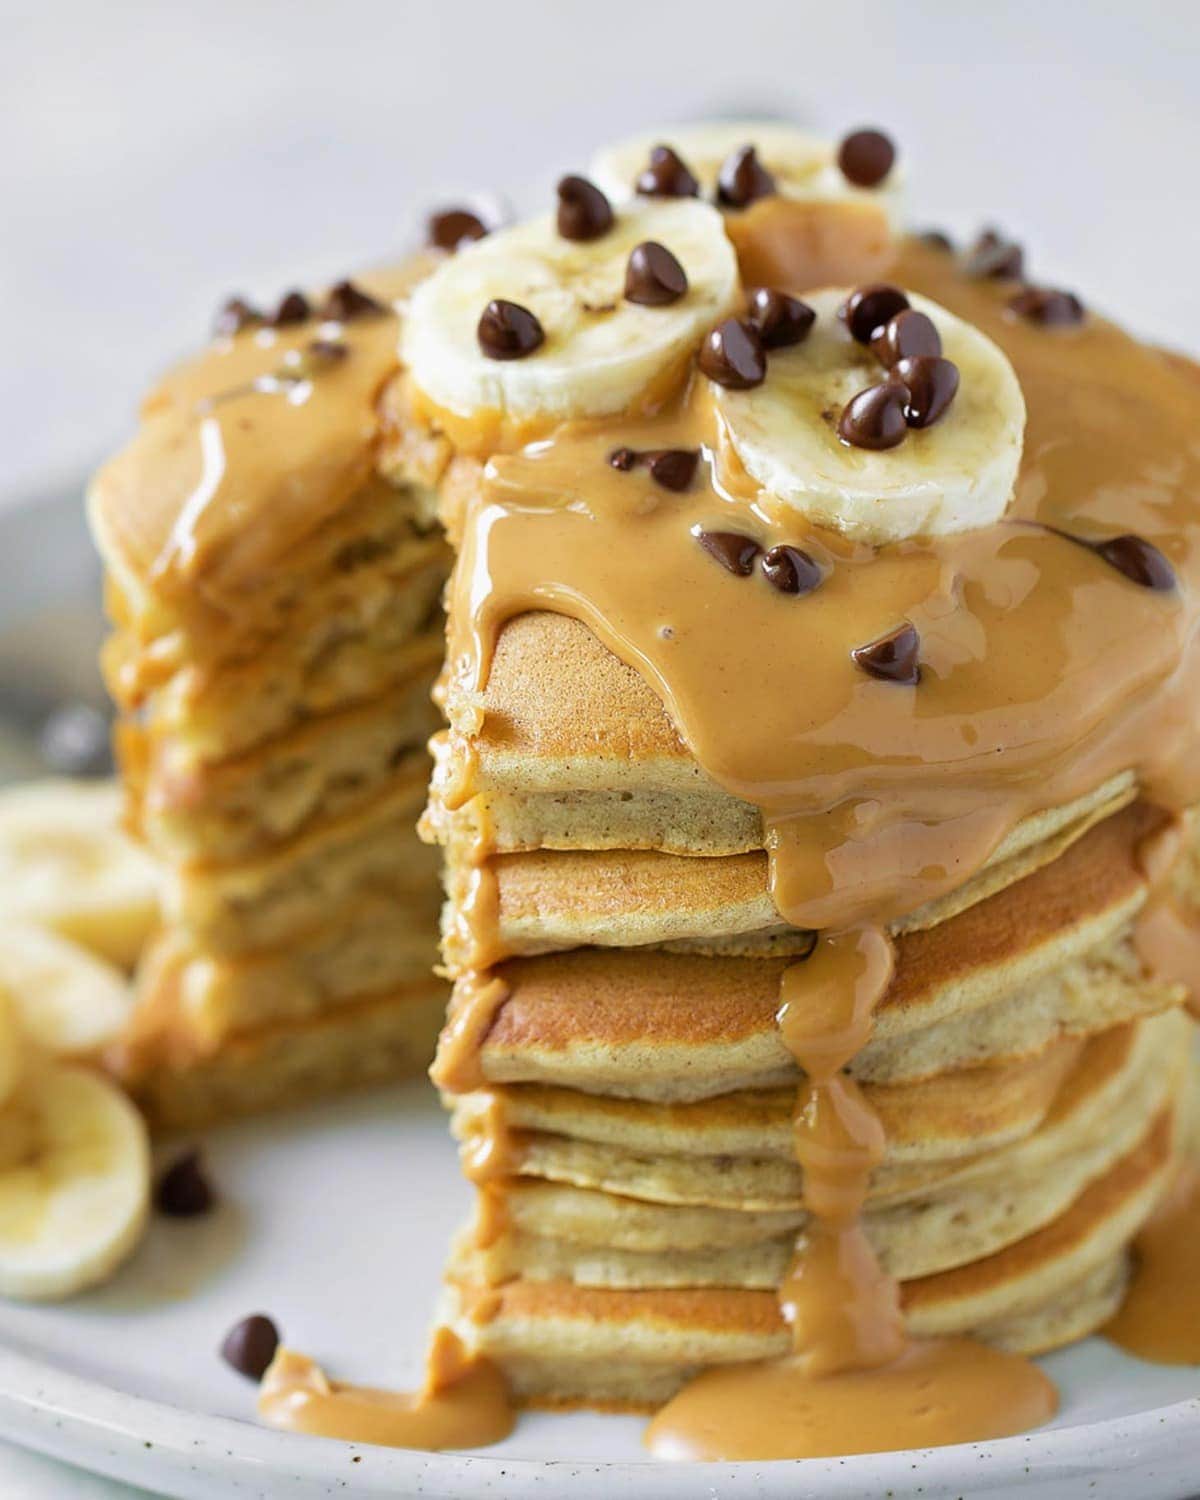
[87,266,454,1130]
[388,119,1200,1415]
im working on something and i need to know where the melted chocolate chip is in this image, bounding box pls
[556,175,614,241]
[894,354,960,428]
[840,284,910,345]
[220,1315,280,1381]
[871,308,941,366]
[477,299,545,359]
[917,229,954,253]
[1008,285,1086,327]
[964,228,1024,280]
[636,144,700,198]
[746,288,816,350]
[837,128,896,188]
[321,280,386,322]
[154,1149,215,1217]
[1095,534,1176,590]
[716,145,776,209]
[761,544,822,596]
[852,622,922,685]
[269,290,311,326]
[693,527,761,576]
[838,382,908,449]
[427,206,489,251]
[698,317,767,389]
[278,339,350,380]
[624,241,688,305]
[646,448,700,491]
[608,447,637,471]
[213,296,260,337]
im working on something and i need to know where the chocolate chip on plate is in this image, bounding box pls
[698,317,767,389]
[268,290,312,326]
[852,622,922,685]
[964,228,1024,280]
[213,296,260,337]
[1008,285,1086,327]
[155,1149,215,1218]
[477,299,545,359]
[761,544,822,596]
[837,128,896,188]
[894,354,960,428]
[871,308,941,366]
[716,145,776,209]
[220,1315,281,1381]
[321,280,386,322]
[840,284,910,345]
[693,527,761,576]
[635,144,700,198]
[556,175,615,241]
[624,241,688,305]
[427,206,489,251]
[746,288,816,350]
[838,382,909,449]
[646,448,700,491]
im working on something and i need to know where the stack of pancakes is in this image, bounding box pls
[87,269,453,1128]
[426,627,1194,1407]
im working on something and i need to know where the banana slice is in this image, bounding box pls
[0,1063,149,1299]
[715,288,1025,543]
[0,922,133,1058]
[401,198,738,430]
[591,122,901,290]
[0,780,159,970]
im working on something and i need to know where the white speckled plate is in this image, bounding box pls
[0,491,1197,1499]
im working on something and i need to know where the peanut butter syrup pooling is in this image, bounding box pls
[442,236,1200,1455]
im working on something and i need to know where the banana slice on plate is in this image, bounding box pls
[401,197,738,431]
[591,121,901,289]
[714,288,1025,543]
[0,1063,149,1299]
[0,922,134,1058]
[0,780,159,970]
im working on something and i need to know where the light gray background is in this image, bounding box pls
[0,0,1197,1493]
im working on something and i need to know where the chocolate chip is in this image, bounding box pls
[624,241,688,306]
[964,229,1024,280]
[716,145,776,209]
[556,175,614,241]
[646,448,700,491]
[635,145,700,198]
[269,290,311,326]
[1008,285,1086,327]
[477,299,545,359]
[838,383,908,450]
[427,207,489,251]
[837,128,896,189]
[852,623,921,685]
[1094,535,1176,590]
[321,280,386,322]
[894,354,960,428]
[154,1149,215,1218]
[871,309,942,366]
[693,527,761,576]
[761,544,822,596]
[608,447,637,471]
[213,296,260,337]
[917,229,954,253]
[220,1315,280,1381]
[840,284,910,345]
[698,318,767,389]
[276,339,350,381]
[746,288,816,350]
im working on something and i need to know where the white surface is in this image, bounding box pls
[0,1080,1196,1499]
[2,0,1199,506]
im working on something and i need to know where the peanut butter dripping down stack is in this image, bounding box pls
[87,266,454,1128]
[394,124,1200,1450]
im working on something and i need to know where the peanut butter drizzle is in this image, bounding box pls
[258,1329,513,1451]
[723,195,895,292]
[1103,1162,1200,1363]
[643,1337,1058,1461]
